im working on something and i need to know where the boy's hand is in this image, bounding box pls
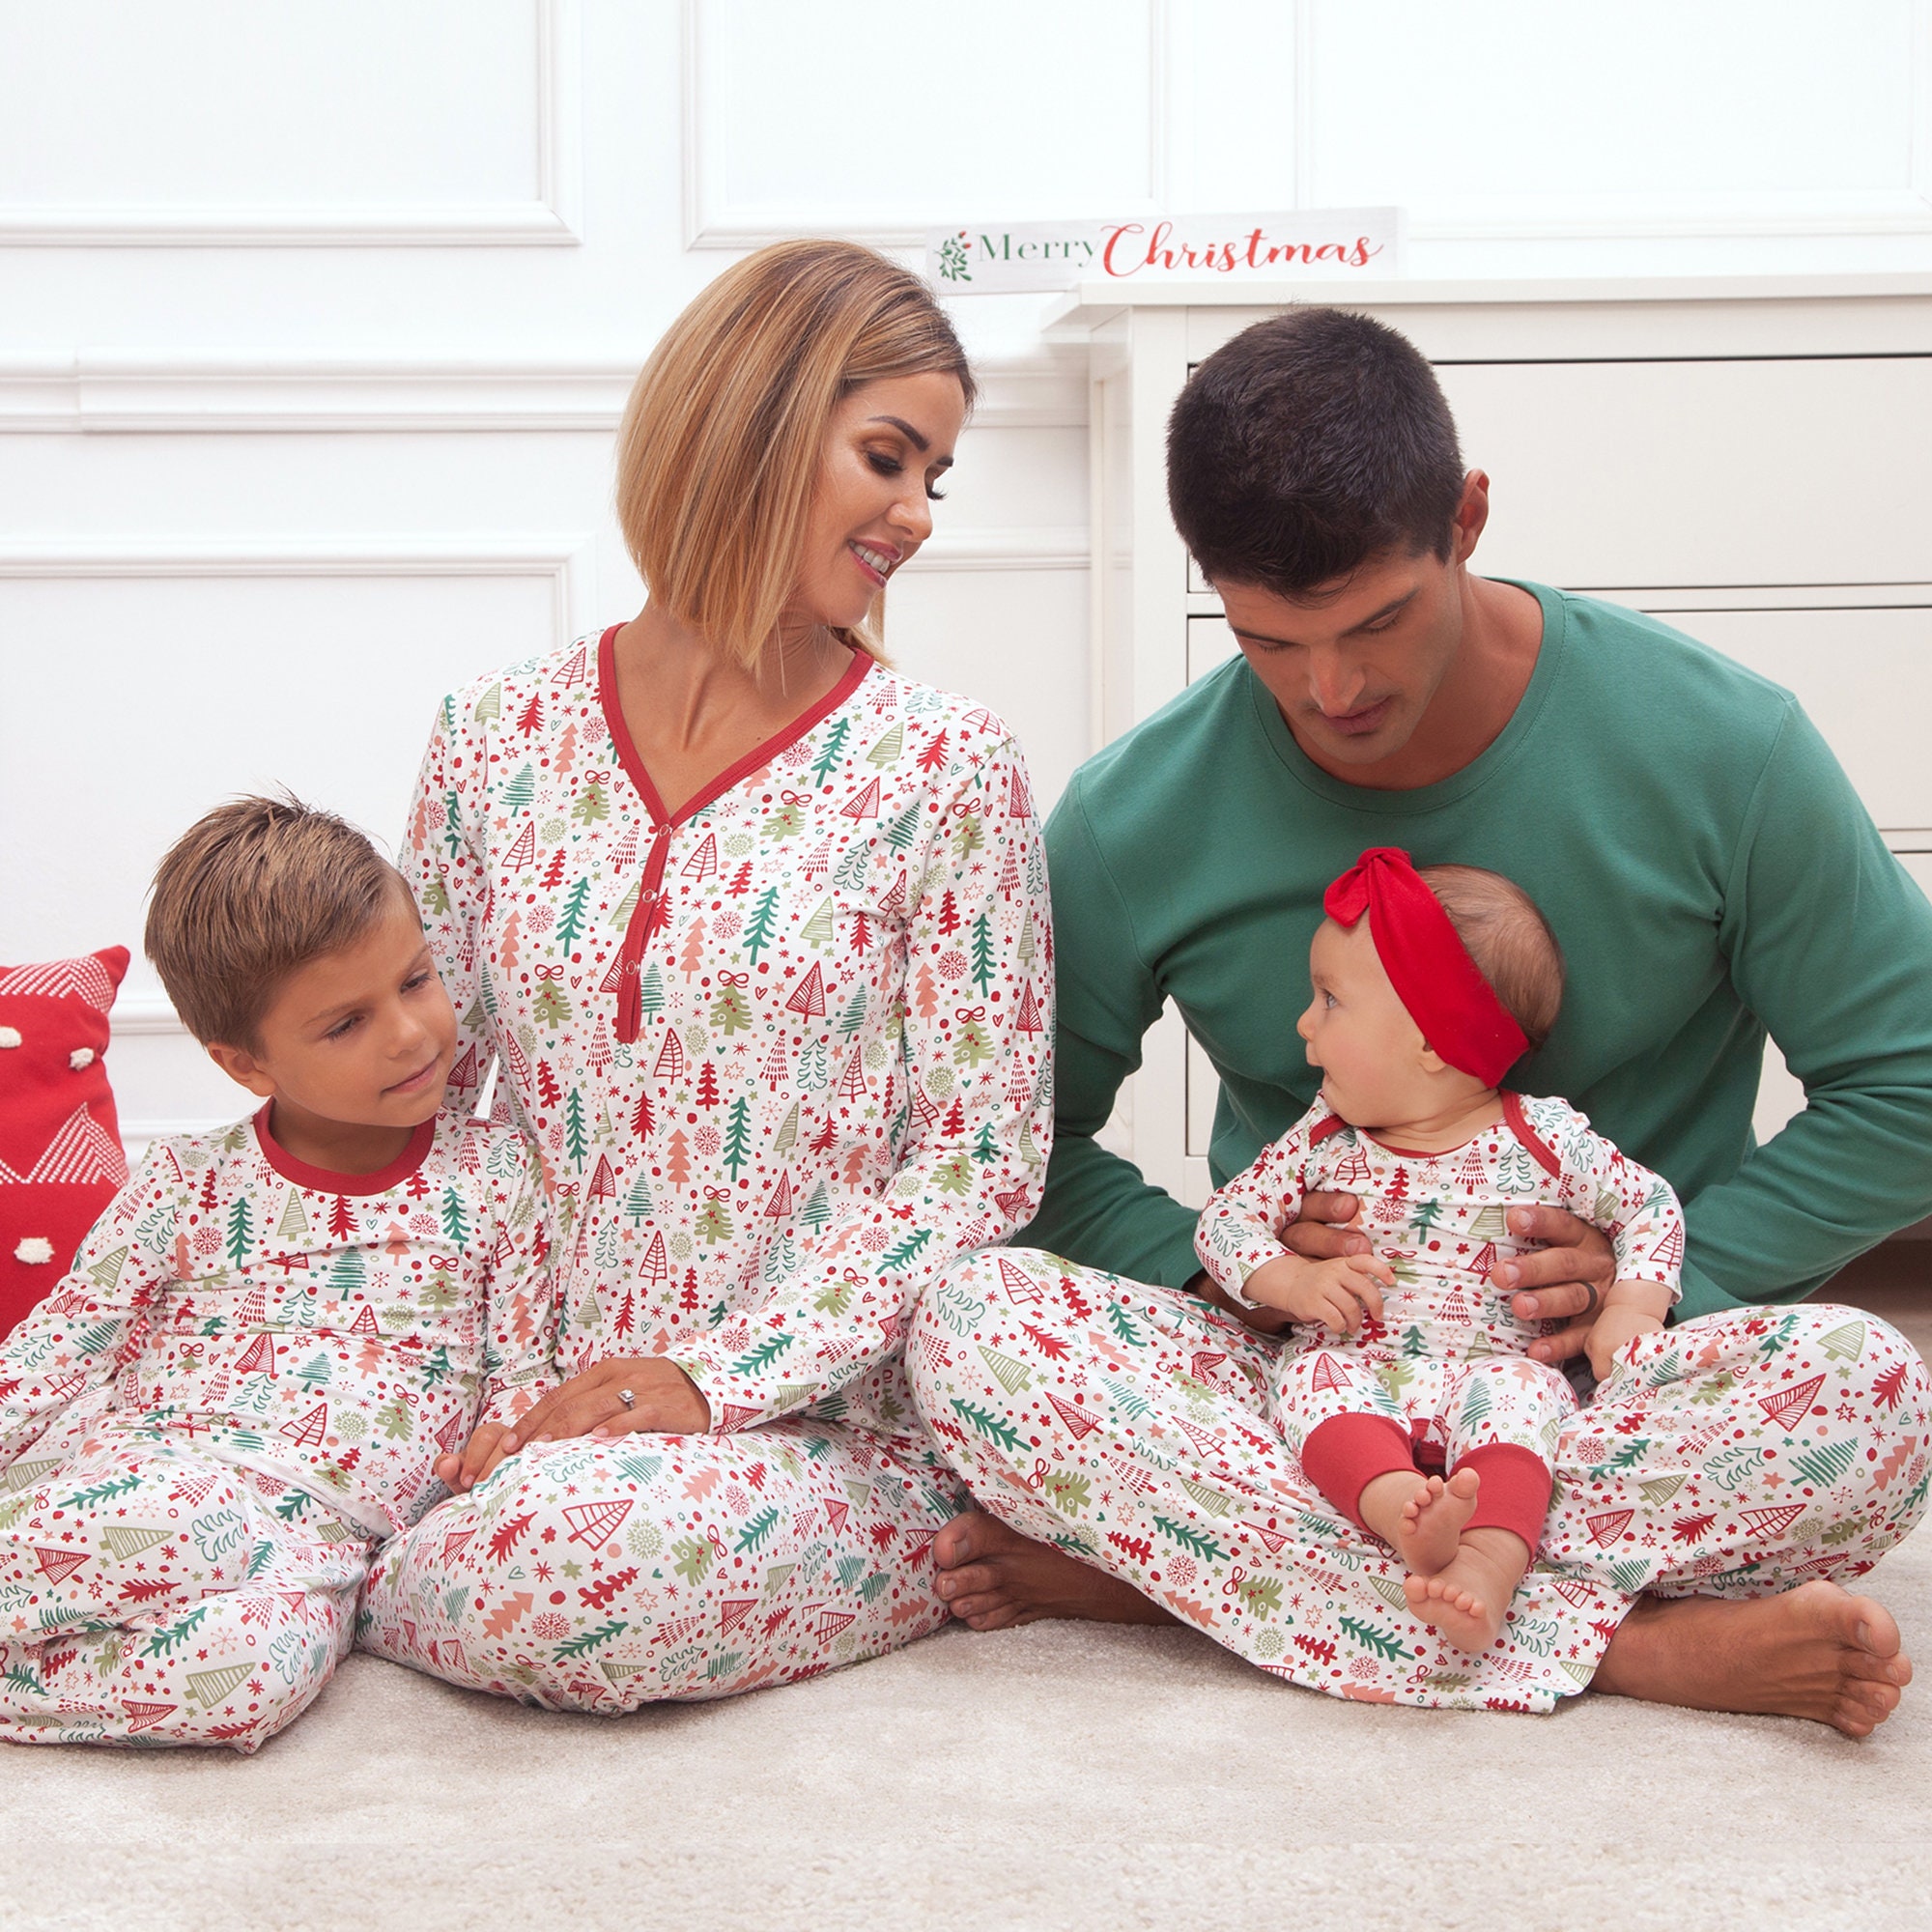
[1242,1249,1392,1335]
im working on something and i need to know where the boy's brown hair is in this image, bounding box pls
[145,796,409,1050]
[1417,863,1566,1054]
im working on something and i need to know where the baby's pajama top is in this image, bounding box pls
[1193,1093,1683,1553]
[0,1107,554,1750]
[358,629,1052,1708]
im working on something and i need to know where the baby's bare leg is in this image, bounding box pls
[1404,1525,1532,1654]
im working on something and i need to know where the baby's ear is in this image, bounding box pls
[1416,1042,1448,1076]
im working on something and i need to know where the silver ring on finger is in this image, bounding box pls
[617,1387,637,1409]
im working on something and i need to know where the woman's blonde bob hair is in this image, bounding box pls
[616,238,975,669]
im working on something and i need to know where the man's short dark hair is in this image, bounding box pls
[1166,307,1466,596]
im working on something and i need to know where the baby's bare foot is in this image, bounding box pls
[1395,1466,1481,1577]
[1404,1524,1531,1654]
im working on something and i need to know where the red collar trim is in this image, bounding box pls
[1312,1094,1560,1177]
[253,1105,437,1196]
[597,623,871,831]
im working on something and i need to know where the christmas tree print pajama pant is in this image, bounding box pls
[359,1391,965,1707]
[907,1251,1932,1711]
[1280,1350,1574,1555]
[0,1430,372,1749]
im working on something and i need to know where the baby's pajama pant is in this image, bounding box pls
[0,1432,374,1751]
[1277,1348,1577,1554]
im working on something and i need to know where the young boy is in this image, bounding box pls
[0,798,557,1750]
[1195,847,1682,1654]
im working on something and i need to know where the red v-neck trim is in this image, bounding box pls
[253,1104,437,1196]
[597,623,871,830]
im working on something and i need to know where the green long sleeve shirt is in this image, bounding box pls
[1027,581,1932,1319]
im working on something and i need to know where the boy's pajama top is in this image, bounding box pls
[358,630,1051,1707]
[0,1109,554,1749]
[1194,1093,1682,1549]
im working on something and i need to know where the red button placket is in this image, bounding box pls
[614,821,674,1044]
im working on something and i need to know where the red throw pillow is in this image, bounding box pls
[0,947,130,1337]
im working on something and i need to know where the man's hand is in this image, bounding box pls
[1242,1249,1393,1335]
[1493,1205,1617,1364]
[432,1356,711,1494]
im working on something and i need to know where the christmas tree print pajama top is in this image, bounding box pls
[0,1108,556,1750]
[1192,1093,1684,1554]
[357,629,1051,1708]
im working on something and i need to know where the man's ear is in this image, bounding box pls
[1450,469,1492,565]
[205,1039,276,1099]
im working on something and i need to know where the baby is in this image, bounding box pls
[1195,847,1682,1653]
[0,797,557,1750]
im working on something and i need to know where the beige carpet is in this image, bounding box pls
[10,1258,1931,1932]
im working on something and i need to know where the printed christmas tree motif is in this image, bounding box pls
[710,979,753,1036]
[936,889,960,937]
[1456,1143,1492,1192]
[539,848,568,893]
[838,1046,868,1104]
[1466,1203,1510,1241]
[679,917,708,980]
[665,1128,693,1186]
[933,1150,974,1197]
[554,720,581,778]
[326,1195,356,1242]
[623,1171,656,1224]
[500,762,536,813]
[1337,1615,1413,1662]
[836,987,869,1036]
[772,1100,800,1155]
[280,1402,329,1449]
[799,897,837,951]
[866,722,903,767]
[883,1226,935,1270]
[571,779,610,826]
[760,1172,794,1220]
[516,691,545,737]
[439,1183,470,1246]
[1649,1220,1685,1270]
[221,1196,254,1266]
[560,1088,589,1167]
[952,1011,995,1069]
[809,716,851,785]
[554,877,592,953]
[1817,1319,1867,1363]
[696,1062,721,1109]
[738,885,783,963]
[371,1395,414,1442]
[470,681,504,725]
[291,1350,332,1392]
[505,820,538,876]
[696,1193,734,1245]
[882,804,923,853]
[683,834,721,885]
[839,778,882,821]
[723,1097,753,1179]
[785,962,828,1021]
[589,1152,618,1211]
[533,982,572,1031]
[1012,980,1044,1037]
[800,1180,832,1232]
[273,1191,309,1246]
[915,727,950,774]
[440,790,465,859]
[951,810,982,863]
[563,1498,635,1549]
[1758,1373,1827,1431]
[760,800,808,839]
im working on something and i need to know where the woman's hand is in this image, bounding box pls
[433,1357,712,1494]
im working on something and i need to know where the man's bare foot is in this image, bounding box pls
[1592,1580,1912,1738]
[1360,1467,1481,1577]
[1403,1525,1530,1654]
[931,1511,1178,1632]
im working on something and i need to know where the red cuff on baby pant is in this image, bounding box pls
[1301,1418,1553,1556]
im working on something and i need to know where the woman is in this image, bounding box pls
[359,241,1052,1706]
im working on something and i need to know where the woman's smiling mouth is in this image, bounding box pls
[848,539,900,587]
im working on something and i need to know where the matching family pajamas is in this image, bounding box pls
[1194,1093,1683,1552]
[0,1108,554,1749]
[907,1249,1930,1710]
[359,629,1052,1705]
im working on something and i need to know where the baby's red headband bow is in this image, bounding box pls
[1321,847,1528,1087]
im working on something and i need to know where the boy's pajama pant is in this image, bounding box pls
[906,1249,1932,1711]
[0,1433,373,1751]
[1279,1350,1575,1552]
[357,1393,968,1709]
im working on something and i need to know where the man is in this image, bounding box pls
[908,307,1932,1733]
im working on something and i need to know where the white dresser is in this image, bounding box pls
[1046,275,1932,1209]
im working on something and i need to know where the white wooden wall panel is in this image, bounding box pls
[3,0,1929,1159]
